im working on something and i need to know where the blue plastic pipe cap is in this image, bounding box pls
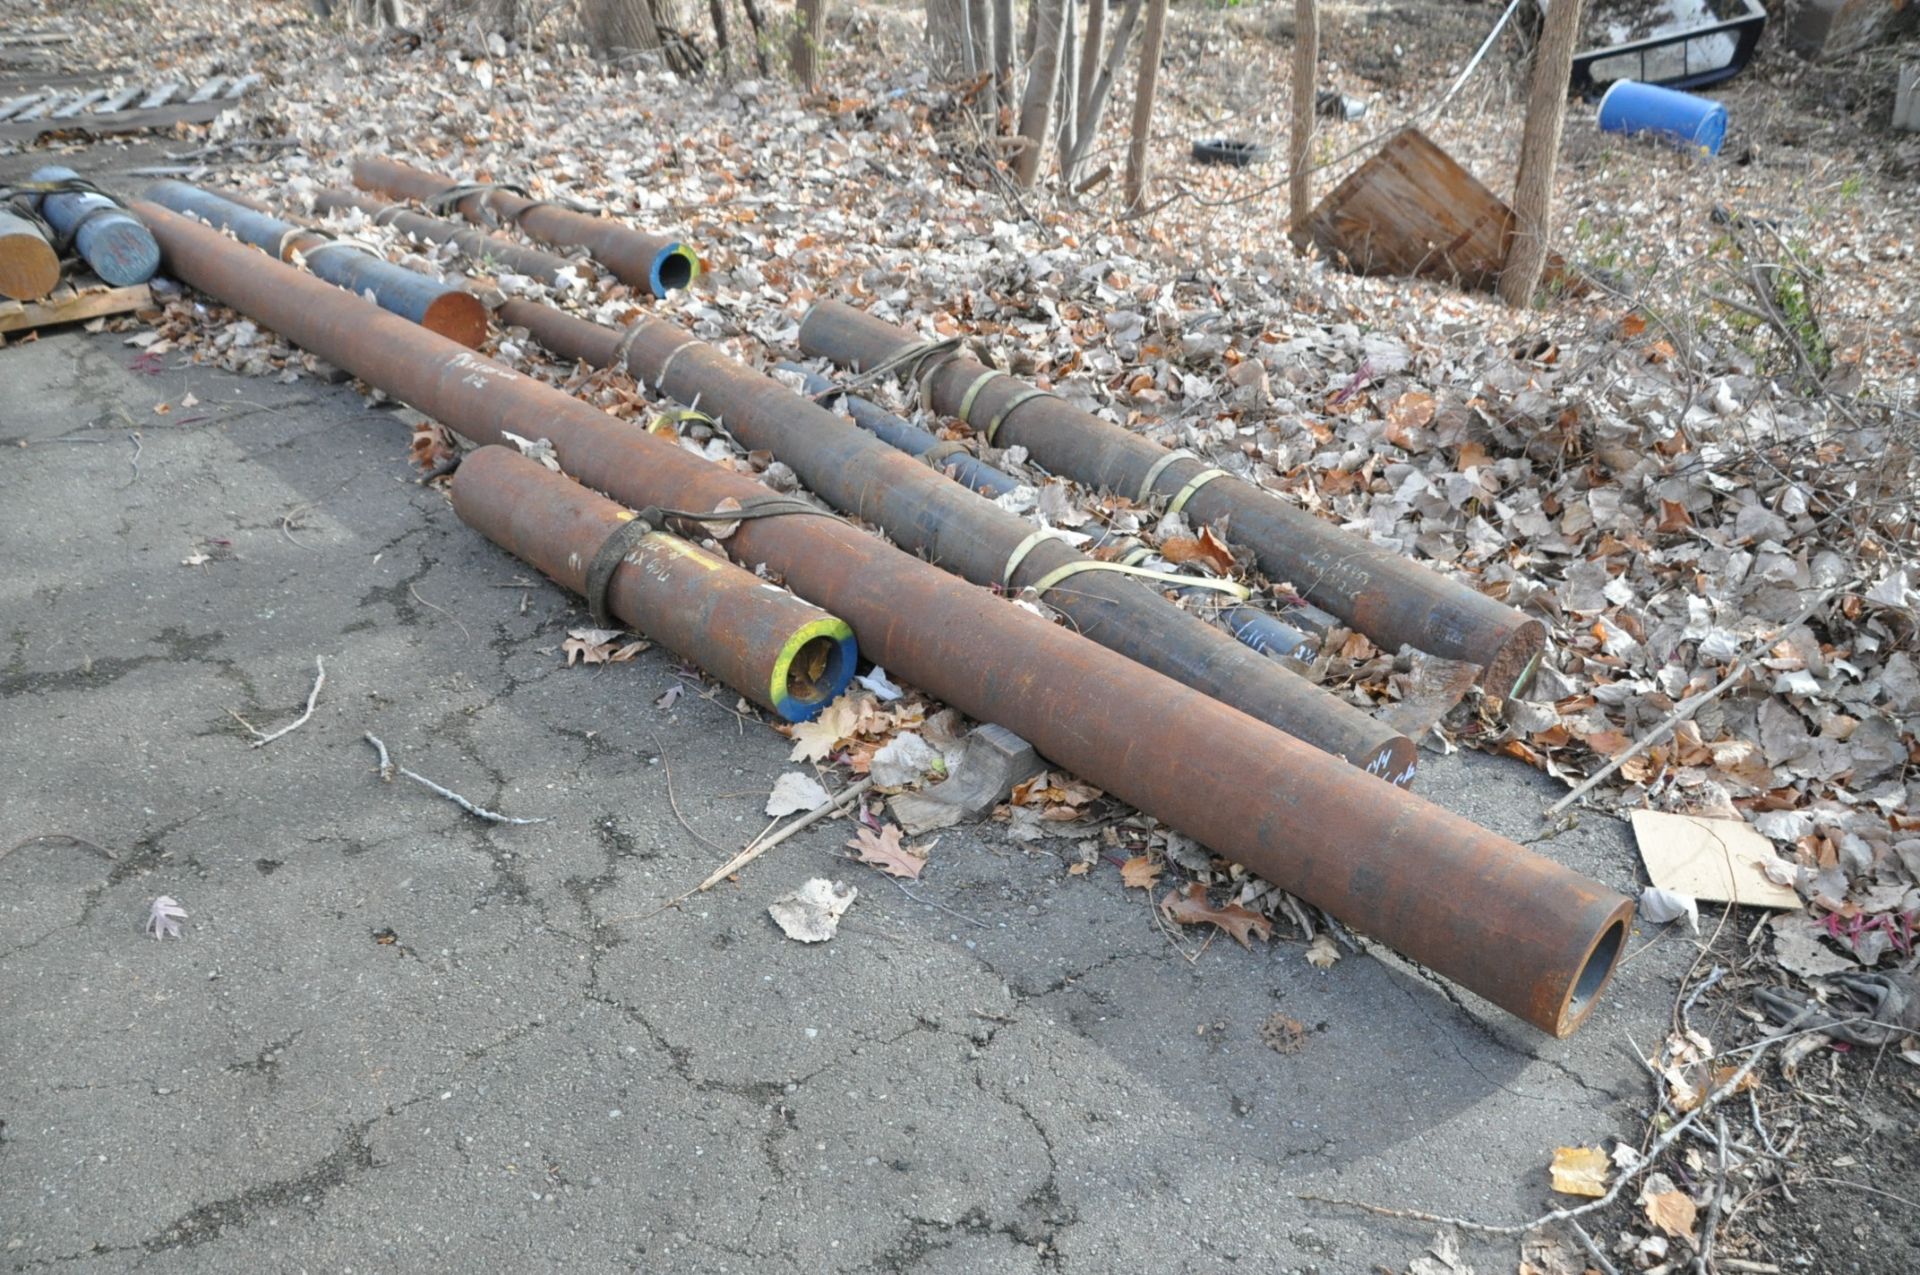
[1597,79,1728,156]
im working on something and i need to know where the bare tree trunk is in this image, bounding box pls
[1077,0,1104,119]
[791,0,826,90]
[1499,0,1583,307]
[582,0,695,71]
[1054,0,1078,176]
[739,0,771,74]
[1014,0,1069,187]
[1122,0,1168,211]
[708,0,730,68]
[967,0,991,80]
[993,0,1015,117]
[927,0,968,79]
[1288,0,1317,231]
[1062,0,1143,186]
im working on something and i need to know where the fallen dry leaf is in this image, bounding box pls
[562,628,649,666]
[1159,883,1272,948]
[847,823,927,879]
[1119,855,1162,891]
[1304,933,1341,968]
[1158,526,1236,575]
[788,693,861,763]
[1642,1179,1698,1240]
[1548,1145,1610,1197]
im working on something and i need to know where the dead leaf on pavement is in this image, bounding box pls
[1159,883,1272,948]
[1119,855,1162,891]
[562,627,649,666]
[847,823,927,879]
[1548,1145,1610,1197]
[1641,1174,1698,1239]
[1304,933,1341,968]
[787,693,861,763]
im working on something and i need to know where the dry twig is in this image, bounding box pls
[241,656,326,749]
[363,733,544,824]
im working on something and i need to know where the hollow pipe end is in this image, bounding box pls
[1483,618,1550,702]
[1542,895,1636,1038]
[768,619,858,723]
[650,244,700,298]
[423,291,491,350]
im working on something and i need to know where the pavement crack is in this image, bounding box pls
[137,1121,377,1254]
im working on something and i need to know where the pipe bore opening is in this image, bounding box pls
[651,245,699,297]
[1561,917,1628,1034]
[769,619,857,722]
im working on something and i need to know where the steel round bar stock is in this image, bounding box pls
[350,155,700,299]
[313,186,581,289]
[781,363,1325,666]
[799,301,1550,698]
[0,208,59,300]
[453,446,857,722]
[497,297,1415,784]
[141,180,488,348]
[131,199,1635,1037]
[29,166,159,286]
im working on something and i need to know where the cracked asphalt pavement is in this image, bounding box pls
[1,330,1689,1272]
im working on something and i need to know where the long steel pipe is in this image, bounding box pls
[142,180,487,348]
[0,208,58,300]
[495,297,1415,784]
[799,301,1549,698]
[131,199,1635,1037]
[312,186,581,288]
[350,156,700,299]
[29,167,158,286]
[780,362,1328,666]
[453,446,857,722]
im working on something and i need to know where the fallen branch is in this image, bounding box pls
[363,732,545,825]
[1299,1029,1786,1237]
[242,656,326,749]
[611,775,875,924]
[1547,587,1842,814]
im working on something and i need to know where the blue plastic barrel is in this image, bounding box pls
[1597,80,1728,156]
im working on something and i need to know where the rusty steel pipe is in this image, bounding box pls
[350,156,700,299]
[312,186,582,289]
[452,446,857,722]
[496,297,1416,786]
[132,199,1634,1036]
[799,301,1550,698]
[142,180,487,348]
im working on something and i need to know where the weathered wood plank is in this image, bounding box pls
[15,90,73,120]
[0,99,231,142]
[224,72,262,98]
[186,76,227,103]
[0,91,49,120]
[51,87,109,118]
[138,82,183,109]
[0,282,152,335]
[97,85,144,113]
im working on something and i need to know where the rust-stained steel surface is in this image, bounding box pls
[497,296,1417,786]
[312,187,581,289]
[452,446,856,722]
[799,301,1550,699]
[350,156,699,299]
[132,199,1635,1037]
[142,181,487,348]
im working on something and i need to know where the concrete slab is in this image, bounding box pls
[0,329,1688,1272]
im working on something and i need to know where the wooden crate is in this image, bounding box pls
[1296,127,1518,293]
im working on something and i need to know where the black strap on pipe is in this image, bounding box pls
[581,497,849,627]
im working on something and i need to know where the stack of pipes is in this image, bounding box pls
[129,193,1634,1039]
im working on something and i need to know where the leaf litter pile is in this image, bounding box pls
[23,0,1919,1267]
